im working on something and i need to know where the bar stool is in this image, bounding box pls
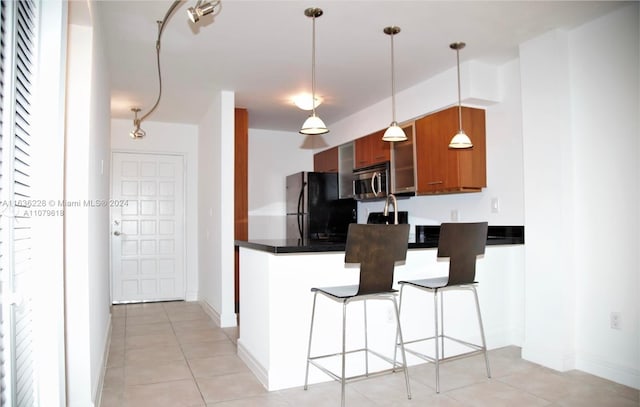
[396,222,490,393]
[304,223,411,407]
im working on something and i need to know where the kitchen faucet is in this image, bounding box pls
[383,193,399,225]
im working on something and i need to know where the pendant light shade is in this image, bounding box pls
[382,26,406,142]
[449,42,472,149]
[300,8,329,135]
[300,114,329,135]
[383,123,407,142]
[449,130,472,148]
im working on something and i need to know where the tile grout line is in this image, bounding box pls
[165,302,209,406]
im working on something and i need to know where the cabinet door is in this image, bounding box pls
[391,122,416,193]
[369,130,391,165]
[415,106,486,194]
[354,134,372,168]
[354,129,389,169]
[313,146,339,172]
[416,112,449,193]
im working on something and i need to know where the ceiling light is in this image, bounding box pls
[129,108,146,139]
[187,0,219,24]
[300,7,329,135]
[293,93,323,110]
[449,42,473,149]
[382,26,406,142]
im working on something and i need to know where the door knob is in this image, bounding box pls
[113,231,121,236]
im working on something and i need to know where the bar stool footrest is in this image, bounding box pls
[401,334,486,364]
[308,348,407,384]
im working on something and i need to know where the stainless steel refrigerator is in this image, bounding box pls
[286,172,357,242]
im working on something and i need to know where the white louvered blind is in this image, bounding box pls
[0,0,38,405]
[0,0,6,401]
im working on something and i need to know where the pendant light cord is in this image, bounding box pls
[390,31,397,124]
[310,14,317,116]
[456,47,462,132]
[138,0,182,124]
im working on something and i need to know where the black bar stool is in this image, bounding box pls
[304,223,411,407]
[396,222,490,393]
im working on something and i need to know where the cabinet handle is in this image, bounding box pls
[427,181,444,185]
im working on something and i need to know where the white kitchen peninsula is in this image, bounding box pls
[235,229,524,391]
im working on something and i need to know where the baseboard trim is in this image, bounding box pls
[94,313,112,407]
[198,299,238,328]
[576,351,640,390]
[237,339,269,390]
[199,300,222,327]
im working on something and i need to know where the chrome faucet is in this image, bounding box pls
[383,193,399,225]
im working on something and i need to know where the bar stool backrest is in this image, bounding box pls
[437,222,489,286]
[345,223,410,296]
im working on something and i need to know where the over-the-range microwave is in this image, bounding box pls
[352,162,389,201]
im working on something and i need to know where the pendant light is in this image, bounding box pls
[449,42,473,149]
[382,26,407,142]
[300,7,329,135]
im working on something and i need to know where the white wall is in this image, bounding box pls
[65,1,112,404]
[197,91,236,327]
[32,1,67,404]
[570,5,639,387]
[247,129,314,239]
[520,4,639,388]
[111,119,199,300]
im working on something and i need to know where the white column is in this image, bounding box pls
[520,29,577,371]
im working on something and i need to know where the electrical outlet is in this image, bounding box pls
[451,209,459,221]
[610,312,621,330]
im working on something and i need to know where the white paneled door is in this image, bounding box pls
[111,152,185,303]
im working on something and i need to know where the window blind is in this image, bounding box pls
[0,0,38,405]
[0,0,6,402]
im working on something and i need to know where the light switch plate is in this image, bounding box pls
[491,198,500,213]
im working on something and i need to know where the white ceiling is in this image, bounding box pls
[94,0,626,133]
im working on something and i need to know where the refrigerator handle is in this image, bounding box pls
[297,182,306,239]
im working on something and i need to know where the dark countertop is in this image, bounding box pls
[235,225,524,254]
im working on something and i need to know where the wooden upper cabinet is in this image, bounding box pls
[415,106,486,194]
[354,129,390,169]
[313,146,339,173]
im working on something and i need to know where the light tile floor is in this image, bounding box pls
[100,301,639,406]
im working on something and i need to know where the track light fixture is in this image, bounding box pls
[130,0,221,139]
[300,7,329,135]
[449,42,473,149]
[130,108,146,139]
[382,26,407,142]
[187,0,220,23]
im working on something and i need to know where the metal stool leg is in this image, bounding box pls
[364,300,369,377]
[471,286,491,378]
[341,301,348,407]
[391,296,412,400]
[392,284,406,370]
[304,291,319,390]
[440,290,445,358]
[434,288,440,393]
